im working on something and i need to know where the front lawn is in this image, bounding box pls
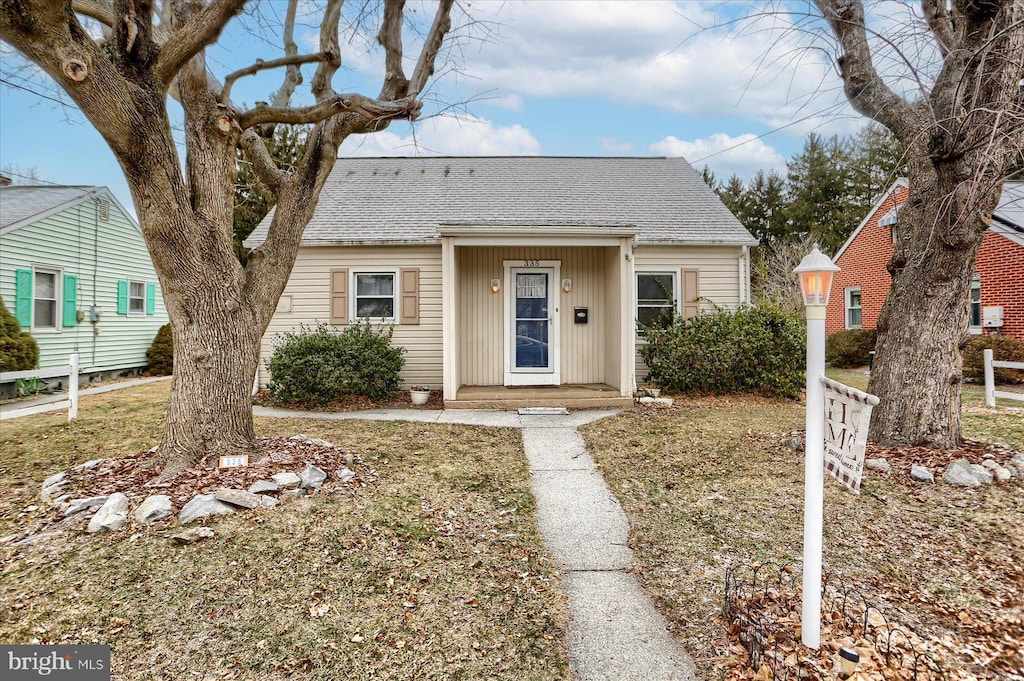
[0,383,569,680]
[580,391,1023,680]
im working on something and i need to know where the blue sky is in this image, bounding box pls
[0,1,884,214]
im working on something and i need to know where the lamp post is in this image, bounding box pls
[793,244,840,650]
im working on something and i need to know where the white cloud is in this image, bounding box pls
[600,137,634,153]
[339,114,541,157]
[651,133,785,180]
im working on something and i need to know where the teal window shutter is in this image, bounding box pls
[63,274,78,327]
[117,279,129,314]
[15,269,32,326]
[146,282,156,315]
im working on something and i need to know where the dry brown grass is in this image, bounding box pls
[580,393,1024,680]
[0,383,569,680]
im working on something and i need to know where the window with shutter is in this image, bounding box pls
[330,269,349,324]
[399,268,419,325]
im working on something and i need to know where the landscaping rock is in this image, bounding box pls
[638,396,654,404]
[910,465,934,484]
[982,459,1000,472]
[653,397,674,406]
[994,466,1012,483]
[40,471,67,502]
[214,488,261,509]
[177,494,235,524]
[271,472,301,489]
[248,480,280,495]
[969,464,993,485]
[336,467,356,483]
[1012,454,1024,478]
[64,496,109,516]
[171,527,215,544]
[86,493,130,533]
[299,465,328,490]
[281,489,306,499]
[289,434,335,448]
[72,459,105,471]
[943,459,981,487]
[42,471,66,490]
[134,495,173,524]
[259,495,279,508]
[865,458,891,473]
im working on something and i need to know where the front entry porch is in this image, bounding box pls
[447,383,634,410]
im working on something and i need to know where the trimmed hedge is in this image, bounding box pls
[0,295,39,372]
[146,324,173,375]
[641,303,806,399]
[826,329,877,368]
[267,322,405,406]
[963,335,1024,385]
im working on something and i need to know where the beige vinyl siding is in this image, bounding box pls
[633,244,745,382]
[458,247,608,386]
[0,196,167,374]
[259,245,443,389]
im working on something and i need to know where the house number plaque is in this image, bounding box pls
[523,259,540,267]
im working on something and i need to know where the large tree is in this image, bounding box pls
[813,0,1024,447]
[0,0,456,474]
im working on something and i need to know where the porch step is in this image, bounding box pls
[445,396,635,410]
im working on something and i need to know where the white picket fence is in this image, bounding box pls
[984,348,1024,407]
[0,353,79,421]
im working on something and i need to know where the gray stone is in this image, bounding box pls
[72,459,105,471]
[177,494,235,524]
[42,471,66,490]
[1012,454,1024,478]
[214,488,261,509]
[336,467,356,483]
[969,464,994,485]
[281,488,306,499]
[259,495,279,508]
[787,437,804,452]
[86,493,130,533]
[637,396,654,404]
[994,466,1012,483]
[982,459,1000,472]
[248,480,279,494]
[171,527,215,544]
[299,465,328,490]
[134,495,173,524]
[64,496,110,516]
[271,472,301,489]
[865,458,891,473]
[40,471,68,502]
[653,397,674,406]
[910,465,934,484]
[289,434,335,448]
[943,459,981,487]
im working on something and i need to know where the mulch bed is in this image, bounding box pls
[53,436,378,513]
[865,439,1020,478]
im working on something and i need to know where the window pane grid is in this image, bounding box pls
[354,273,396,320]
[33,270,59,329]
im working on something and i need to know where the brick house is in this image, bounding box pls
[826,179,1024,339]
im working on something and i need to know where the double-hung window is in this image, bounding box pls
[353,272,396,321]
[129,280,146,315]
[845,287,862,329]
[969,276,981,330]
[637,272,677,329]
[32,267,61,331]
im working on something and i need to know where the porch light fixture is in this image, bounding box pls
[793,244,840,307]
[490,278,501,293]
[562,278,572,293]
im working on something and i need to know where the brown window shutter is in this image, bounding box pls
[330,268,349,324]
[682,269,700,320]
[399,268,420,325]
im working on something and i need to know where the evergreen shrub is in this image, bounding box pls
[267,322,405,406]
[0,295,39,372]
[146,324,174,375]
[825,329,877,368]
[962,335,1024,384]
[641,303,805,399]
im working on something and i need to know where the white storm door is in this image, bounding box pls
[504,262,560,386]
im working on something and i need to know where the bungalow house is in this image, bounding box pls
[0,184,168,387]
[826,179,1024,340]
[247,157,758,406]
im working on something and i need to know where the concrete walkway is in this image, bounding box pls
[257,405,697,680]
[0,376,171,421]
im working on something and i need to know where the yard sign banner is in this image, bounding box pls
[819,376,880,494]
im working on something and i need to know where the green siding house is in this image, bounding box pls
[0,184,168,381]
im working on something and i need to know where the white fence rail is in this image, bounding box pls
[984,348,1024,407]
[0,353,79,421]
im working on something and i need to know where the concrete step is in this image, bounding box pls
[445,396,635,410]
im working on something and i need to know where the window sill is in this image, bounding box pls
[969,326,983,335]
[31,327,61,334]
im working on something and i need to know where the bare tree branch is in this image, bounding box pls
[221,52,326,105]
[377,0,409,100]
[310,0,344,102]
[72,0,115,26]
[237,93,421,129]
[922,0,954,57]
[239,129,285,193]
[409,0,454,95]
[813,0,922,142]
[269,0,302,108]
[155,0,248,88]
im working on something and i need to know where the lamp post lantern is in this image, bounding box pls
[793,244,840,650]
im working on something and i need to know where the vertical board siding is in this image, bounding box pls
[458,246,607,386]
[633,245,745,383]
[259,246,443,389]
[0,197,168,373]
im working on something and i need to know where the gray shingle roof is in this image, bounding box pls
[245,157,757,247]
[0,185,97,231]
[995,181,1023,229]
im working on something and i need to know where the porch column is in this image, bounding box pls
[619,236,636,397]
[441,236,459,401]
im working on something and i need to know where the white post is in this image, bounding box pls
[68,353,80,422]
[984,348,995,408]
[801,305,826,649]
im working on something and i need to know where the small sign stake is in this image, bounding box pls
[218,455,249,469]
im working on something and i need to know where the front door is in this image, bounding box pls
[505,261,560,386]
